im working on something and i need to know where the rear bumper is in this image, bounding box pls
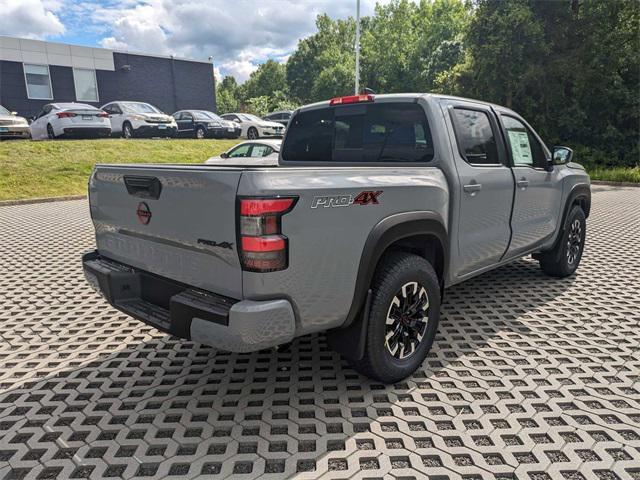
[82,251,295,352]
[62,127,111,138]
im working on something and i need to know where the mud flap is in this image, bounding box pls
[326,289,372,362]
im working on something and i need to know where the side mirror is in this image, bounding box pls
[11,111,17,116]
[220,152,228,158]
[553,146,573,165]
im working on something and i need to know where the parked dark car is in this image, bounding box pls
[263,110,293,127]
[172,110,241,139]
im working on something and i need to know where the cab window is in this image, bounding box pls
[282,102,434,163]
[501,115,547,168]
[451,108,500,165]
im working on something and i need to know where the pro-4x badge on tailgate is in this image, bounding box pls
[136,202,152,225]
[311,190,382,209]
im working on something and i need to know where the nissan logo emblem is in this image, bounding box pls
[136,202,152,225]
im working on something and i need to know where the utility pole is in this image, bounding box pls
[355,0,360,94]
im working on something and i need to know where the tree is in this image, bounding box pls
[286,14,357,103]
[216,75,240,114]
[242,60,288,100]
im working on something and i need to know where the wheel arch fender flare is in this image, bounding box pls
[557,183,591,241]
[327,211,448,362]
[539,183,591,258]
[564,184,591,220]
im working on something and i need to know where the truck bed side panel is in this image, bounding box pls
[238,167,449,335]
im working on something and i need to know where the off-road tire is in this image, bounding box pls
[352,252,440,383]
[538,205,586,277]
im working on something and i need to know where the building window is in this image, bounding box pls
[73,68,98,102]
[24,64,53,100]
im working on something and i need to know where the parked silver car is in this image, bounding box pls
[0,105,30,140]
[204,139,280,165]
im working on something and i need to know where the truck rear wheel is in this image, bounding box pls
[353,252,440,383]
[538,205,586,277]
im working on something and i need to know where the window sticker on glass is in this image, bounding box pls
[507,130,532,165]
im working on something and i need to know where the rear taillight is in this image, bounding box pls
[97,112,109,118]
[238,196,297,272]
[57,112,76,118]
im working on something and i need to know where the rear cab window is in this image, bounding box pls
[282,102,434,163]
[450,108,500,165]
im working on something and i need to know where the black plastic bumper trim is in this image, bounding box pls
[82,251,236,339]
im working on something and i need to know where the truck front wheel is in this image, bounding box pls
[353,252,440,383]
[538,205,586,277]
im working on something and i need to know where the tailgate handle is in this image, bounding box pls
[123,176,162,199]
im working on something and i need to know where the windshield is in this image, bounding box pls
[0,105,10,115]
[122,102,161,114]
[239,113,262,122]
[282,102,434,163]
[195,110,222,121]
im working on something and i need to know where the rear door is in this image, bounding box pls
[497,111,563,256]
[90,165,244,298]
[176,112,194,136]
[446,101,514,276]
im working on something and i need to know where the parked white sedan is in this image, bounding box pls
[29,103,111,140]
[204,139,281,165]
[220,113,285,139]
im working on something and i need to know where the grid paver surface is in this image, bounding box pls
[0,185,638,480]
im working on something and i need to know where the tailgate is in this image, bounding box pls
[89,164,243,298]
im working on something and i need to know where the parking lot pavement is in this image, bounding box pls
[0,186,638,480]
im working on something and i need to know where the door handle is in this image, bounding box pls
[463,183,482,194]
[516,178,529,189]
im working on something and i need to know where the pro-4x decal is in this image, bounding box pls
[311,190,383,209]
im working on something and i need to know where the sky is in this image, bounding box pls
[0,0,394,83]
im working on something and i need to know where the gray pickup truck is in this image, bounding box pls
[82,93,590,382]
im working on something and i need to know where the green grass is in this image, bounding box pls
[585,165,640,183]
[0,138,637,201]
[0,138,240,201]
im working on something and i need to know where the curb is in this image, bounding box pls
[591,180,639,187]
[0,195,87,207]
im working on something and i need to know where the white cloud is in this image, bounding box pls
[82,0,392,82]
[0,0,65,39]
[3,0,400,82]
[218,59,258,83]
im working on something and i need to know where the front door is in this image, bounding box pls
[105,104,123,134]
[498,112,563,257]
[447,102,515,277]
[31,105,52,139]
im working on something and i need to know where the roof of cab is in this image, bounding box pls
[296,92,508,114]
